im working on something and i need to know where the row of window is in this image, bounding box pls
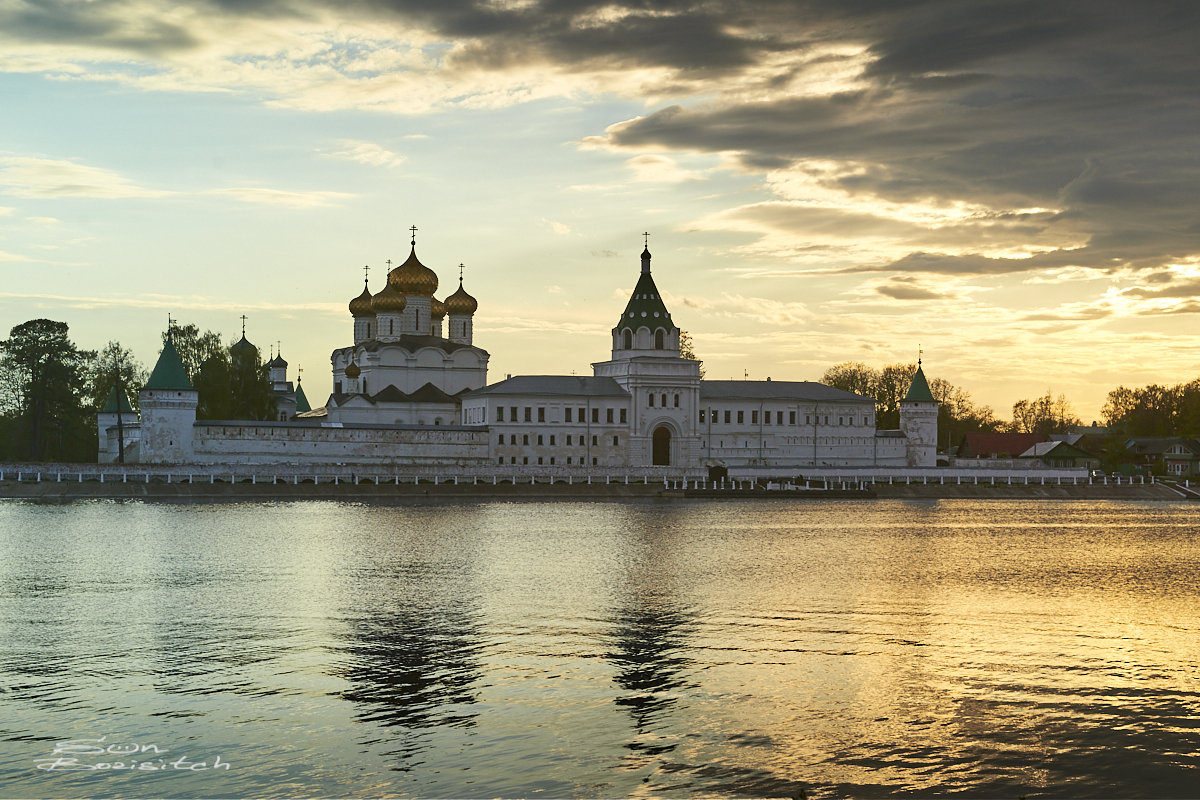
[698,409,870,427]
[499,456,602,465]
[498,434,619,447]
[647,393,680,408]
[496,405,628,424]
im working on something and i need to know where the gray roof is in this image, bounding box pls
[700,380,872,403]
[466,375,630,399]
[333,335,489,358]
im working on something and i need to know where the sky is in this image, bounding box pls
[1,0,1198,422]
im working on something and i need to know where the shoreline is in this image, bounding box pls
[0,478,1182,502]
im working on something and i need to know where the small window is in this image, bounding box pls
[612,435,619,446]
[510,406,517,421]
[777,411,783,425]
[737,410,744,424]
[550,457,555,465]
[661,393,667,407]
[537,457,543,465]
[699,409,706,423]
[790,411,796,425]
[565,407,573,423]
[498,434,504,445]
[511,456,516,464]
[592,457,598,466]
[523,457,528,465]
[649,394,655,407]
[498,456,504,464]
[606,408,614,423]
[752,411,758,424]
[496,406,504,422]
[523,434,529,445]
[655,329,665,349]
[592,408,599,423]
[567,435,573,445]
[591,435,598,446]
[537,435,544,445]
[724,410,731,424]
[674,394,679,407]
[335,381,342,394]
[620,408,627,423]
[524,407,532,422]
[623,329,633,349]
[550,435,556,446]
[567,457,573,465]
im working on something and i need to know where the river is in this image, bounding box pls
[1,499,1197,798]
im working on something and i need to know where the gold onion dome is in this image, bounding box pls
[344,360,361,379]
[445,279,479,315]
[430,297,446,320]
[349,280,375,317]
[371,281,407,314]
[389,247,439,296]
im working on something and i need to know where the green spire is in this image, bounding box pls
[903,363,935,403]
[102,385,134,413]
[295,380,311,413]
[145,336,194,390]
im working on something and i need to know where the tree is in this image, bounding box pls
[0,319,96,461]
[165,322,225,383]
[1008,392,1080,435]
[679,330,705,377]
[821,362,877,398]
[86,341,147,413]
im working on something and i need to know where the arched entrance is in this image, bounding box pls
[652,425,671,465]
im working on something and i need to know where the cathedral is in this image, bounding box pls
[99,233,937,470]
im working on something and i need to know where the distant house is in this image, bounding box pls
[1018,440,1100,469]
[957,432,1046,459]
[1123,437,1200,476]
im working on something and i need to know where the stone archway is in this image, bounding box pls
[652,425,672,466]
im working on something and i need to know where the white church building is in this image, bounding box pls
[100,234,937,471]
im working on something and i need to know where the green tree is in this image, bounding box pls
[0,319,96,461]
[679,330,705,377]
[821,362,877,398]
[165,322,225,383]
[86,341,147,413]
[1009,392,1080,435]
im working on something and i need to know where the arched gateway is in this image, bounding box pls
[652,425,671,466]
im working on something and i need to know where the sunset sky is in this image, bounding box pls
[2,0,1198,421]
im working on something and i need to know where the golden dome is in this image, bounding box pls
[349,281,375,317]
[344,360,361,379]
[371,282,407,314]
[389,247,439,296]
[445,279,479,315]
[430,297,446,320]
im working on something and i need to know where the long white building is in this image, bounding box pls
[100,236,937,469]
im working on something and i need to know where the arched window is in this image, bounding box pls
[654,329,665,349]
[389,320,394,335]
[623,329,633,349]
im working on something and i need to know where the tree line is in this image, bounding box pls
[0,318,276,462]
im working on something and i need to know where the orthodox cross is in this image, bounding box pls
[298,367,303,382]
[240,314,248,337]
[918,344,923,366]
[643,231,650,248]
[277,341,281,359]
[459,262,465,283]
[363,264,370,284]
[410,225,418,246]
[167,313,174,341]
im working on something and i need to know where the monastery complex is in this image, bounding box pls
[99,234,939,472]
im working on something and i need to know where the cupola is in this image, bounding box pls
[389,246,439,297]
[349,280,375,317]
[371,282,407,314]
[445,278,479,315]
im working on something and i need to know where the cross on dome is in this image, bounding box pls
[410,225,418,247]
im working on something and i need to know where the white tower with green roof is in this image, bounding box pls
[900,359,939,467]
[97,384,137,463]
[592,240,702,467]
[138,335,198,464]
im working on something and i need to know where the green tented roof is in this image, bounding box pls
[102,385,134,413]
[903,364,935,403]
[145,338,194,390]
[616,271,673,331]
[294,381,311,413]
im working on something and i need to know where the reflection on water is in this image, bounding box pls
[0,499,1198,798]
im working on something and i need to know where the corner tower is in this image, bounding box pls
[900,358,938,467]
[138,334,198,464]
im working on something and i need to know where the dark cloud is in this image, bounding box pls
[875,282,946,301]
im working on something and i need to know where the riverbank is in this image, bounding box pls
[0,478,1182,502]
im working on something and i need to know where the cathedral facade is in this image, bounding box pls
[101,235,937,470]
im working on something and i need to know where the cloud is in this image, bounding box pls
[541,218,571,235]
[207,187,355,207]
[0,156,172,199]
[320,140,406,168]
[625,154,704,183]
[0,289,345,314]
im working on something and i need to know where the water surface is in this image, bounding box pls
[0,499,1197,797]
